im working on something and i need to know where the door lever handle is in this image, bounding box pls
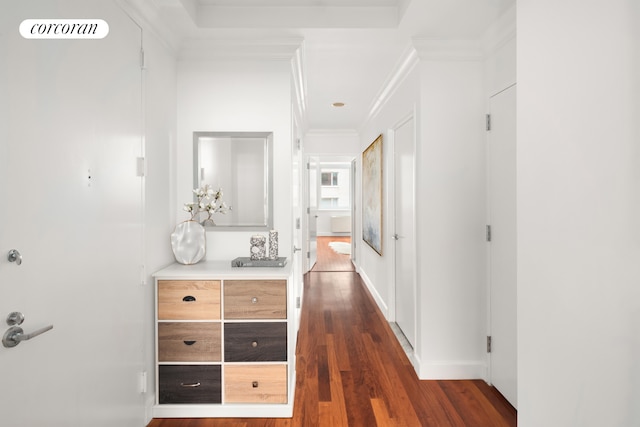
[2,325,53,348]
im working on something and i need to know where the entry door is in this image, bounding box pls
[394,117,417,349]
[488,84,517,408]
[0,3,144,425]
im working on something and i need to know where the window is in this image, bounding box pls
[318,164,350,210]
[321,172,339,186]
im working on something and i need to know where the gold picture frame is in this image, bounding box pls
[362,134,383,255]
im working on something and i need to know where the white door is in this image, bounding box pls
[306,156,319,271]
[488,84,517,408]
[291,133,304,327]
[394,117,417,349]
[0,3,145,426]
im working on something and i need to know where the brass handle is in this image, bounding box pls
[180,382,201,388]
[252,381,259,388]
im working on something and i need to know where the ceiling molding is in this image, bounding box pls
[482,4,516,56]
[178,37,304,61]
[412,38,484,61]
[193,5,399,28]
[362,43,419,127]
[291,44,308,132]
[117,0,181,53]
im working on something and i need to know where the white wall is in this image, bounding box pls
[518,1,640,426]
[416,56,486,379]
[357,40,487,380]
[176,59,293,260]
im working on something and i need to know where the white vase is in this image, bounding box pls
[170,220,206,265]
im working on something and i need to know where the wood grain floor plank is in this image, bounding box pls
[148,248,516,427]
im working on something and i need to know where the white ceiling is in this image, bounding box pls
[136,0,514,131]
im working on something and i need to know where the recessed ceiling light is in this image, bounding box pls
[332,102,345,107]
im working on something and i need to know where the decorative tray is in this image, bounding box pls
[231,257,287,268]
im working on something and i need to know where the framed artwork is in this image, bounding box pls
[362,134,383,255]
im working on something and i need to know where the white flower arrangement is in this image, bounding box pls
[183,184,231,224]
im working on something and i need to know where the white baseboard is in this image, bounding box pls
[357,266,389,319]
[418,360,485,380]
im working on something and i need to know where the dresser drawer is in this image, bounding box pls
[158,322,221,362]
[224,364,287,403]
[224,280,286,319]
[159,365,221,404]
[224,322,287,362]
[158,280,221,320]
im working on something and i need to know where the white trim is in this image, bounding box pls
[178,37,304,61]
[357,267,389,319]
[412,38,484,61]
[363,43,419,128]
[116,0,180,54]
[291,44,308,131]
[482,3,517,57]
[419,360,486,380]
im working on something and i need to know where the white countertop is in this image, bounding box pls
[153,260,291,280]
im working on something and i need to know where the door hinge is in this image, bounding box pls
[296,218,301,229]
[140,48,146,70]
[296,296,301,308]
[486,114,491,131]
[136,157,146,177]
[306,251,310,259]
[486,225,492,242]
[487,336,492,353]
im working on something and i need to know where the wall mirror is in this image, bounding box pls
[193,131,273,230]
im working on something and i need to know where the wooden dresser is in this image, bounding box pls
[152,261,295,418]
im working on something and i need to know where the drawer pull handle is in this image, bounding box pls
[252,381,259,388]
[182,296,196,302]
[251,341,258,348]
[180,382,201,388]
[251,297,258,304]
[183,340,196,346]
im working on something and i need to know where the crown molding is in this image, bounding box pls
[291,43,308,132]
[412,38,483,61]
[362,43,419,127]
[178,37,304,61]
[482,3,516,56]
[116,0,182,54]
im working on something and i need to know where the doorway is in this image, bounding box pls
[306,156,355,272]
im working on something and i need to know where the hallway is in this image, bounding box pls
[148,271,516,426]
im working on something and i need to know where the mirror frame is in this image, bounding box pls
[193,131,273,231]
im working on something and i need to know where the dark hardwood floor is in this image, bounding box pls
[148,239,516,427]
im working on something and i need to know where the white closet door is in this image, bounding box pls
[488,84,517,408]
[394,117,417,349]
